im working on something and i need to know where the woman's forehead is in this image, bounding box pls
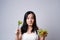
[27,13,34,18]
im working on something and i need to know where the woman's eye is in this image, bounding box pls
[27,18,29,19]
[31,17,34,19]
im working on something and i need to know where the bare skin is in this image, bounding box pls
[15,13,46,40]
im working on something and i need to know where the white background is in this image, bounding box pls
[0,0,60,40]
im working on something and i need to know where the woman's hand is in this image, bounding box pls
[39,33,47,40]
[15,28,20,35]
[37,29,48,40]
[15,28,22,40]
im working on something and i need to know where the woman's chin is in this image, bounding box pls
[28,24,33,26]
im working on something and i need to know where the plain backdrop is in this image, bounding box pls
[0,0,60,40]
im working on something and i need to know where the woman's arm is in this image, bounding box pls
[15,34,19,40]
[15,28,22,40]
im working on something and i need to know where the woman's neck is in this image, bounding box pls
[27,25,32,33]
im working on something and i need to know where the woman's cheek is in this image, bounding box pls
[32,19,34,23]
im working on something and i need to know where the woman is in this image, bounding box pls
[15,11,46,40]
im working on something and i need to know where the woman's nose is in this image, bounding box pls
[29,19,32,21]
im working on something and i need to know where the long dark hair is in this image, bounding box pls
[21,11,38,34]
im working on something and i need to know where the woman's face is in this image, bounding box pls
[26,13,34,26]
